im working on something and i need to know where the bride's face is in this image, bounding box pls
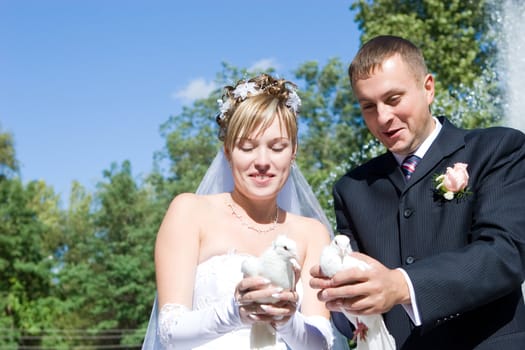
[229,117,296,201]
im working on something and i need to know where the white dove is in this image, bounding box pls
[320,235,396,350]
[241,235,300,350]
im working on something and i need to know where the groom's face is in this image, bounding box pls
[353,54,435,155]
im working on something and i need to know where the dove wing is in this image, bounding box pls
[241,256,260,277]
[260,250,294,289]
[342,254,371,271]
[320,245,343,277]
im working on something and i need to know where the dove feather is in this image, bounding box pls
[241,235,299,349]
[319,235,396,350]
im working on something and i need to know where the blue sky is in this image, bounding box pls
[0,0,360,205]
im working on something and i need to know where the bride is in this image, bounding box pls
[142,74,349,349]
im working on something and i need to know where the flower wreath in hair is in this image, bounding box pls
[215,74,301,140]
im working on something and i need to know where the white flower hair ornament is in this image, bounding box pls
[233,81,259,100]
[215,81,263,124]
[215,77,301,135]
[217,98,231,117]
[433,162,471,201]
[286,89,301,114]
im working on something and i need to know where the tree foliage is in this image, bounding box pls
[0,179,59,347]
[0,126,18,179]
[352,0,493,89]
[53,161,162,346]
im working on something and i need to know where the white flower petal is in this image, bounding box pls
[233,82,259,99]
[444,192,454,200]
[286,90,301,113]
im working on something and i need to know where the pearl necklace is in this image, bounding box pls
[227,202,279,233]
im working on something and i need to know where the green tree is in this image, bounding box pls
[46,163,161,347]
[81,161,159,346]
[45,182,97,346]
[95,161,160,342]
[0,179,58,347]
[352,0,493,89]
[292,58,378,225]
[0,126,18,179]
[294,59,363,174]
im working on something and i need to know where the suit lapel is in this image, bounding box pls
[388,156,406,191]
[404,118,466,189]
[369,118,466,193]
[372,152,406,192]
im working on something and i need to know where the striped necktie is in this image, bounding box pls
[401,154,421,180]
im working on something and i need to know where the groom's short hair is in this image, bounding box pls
[348,35,429,88]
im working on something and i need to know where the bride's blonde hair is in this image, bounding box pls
[216,73,300,153]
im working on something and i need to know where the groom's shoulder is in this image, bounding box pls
[465,125,525,143]
[462,126,525,158]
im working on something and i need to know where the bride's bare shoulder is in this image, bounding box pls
[286,211,330,240]
[168,192,227,211]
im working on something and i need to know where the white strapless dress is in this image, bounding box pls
[142,252,350,350]
[191,252,289,349]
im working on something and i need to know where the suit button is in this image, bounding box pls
[405,256,415,264]
[403,208,413,217]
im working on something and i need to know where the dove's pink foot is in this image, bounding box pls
[353,319,369,342]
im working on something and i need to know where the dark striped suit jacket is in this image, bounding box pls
[332,117,525,349]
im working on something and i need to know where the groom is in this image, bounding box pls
[310,35,525,349]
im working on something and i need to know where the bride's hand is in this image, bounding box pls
[267,290,299,327]
[235,276,299,325]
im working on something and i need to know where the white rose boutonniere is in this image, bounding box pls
[433,163,470,200]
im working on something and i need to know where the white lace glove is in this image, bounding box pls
[275,313,334,350]
[158,296,243,348]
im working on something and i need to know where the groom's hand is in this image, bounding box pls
[310,253,410,315]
